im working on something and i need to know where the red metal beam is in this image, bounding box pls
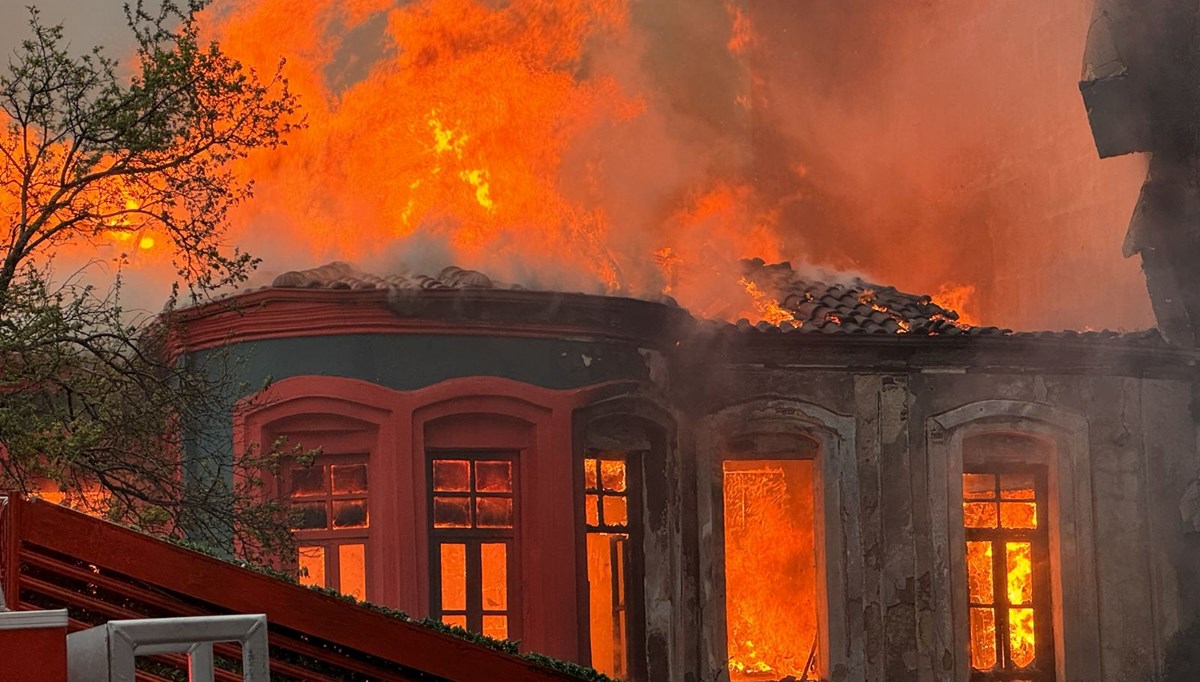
[3,496,584,682]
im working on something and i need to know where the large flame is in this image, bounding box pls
[7,1,1158,329]
[723,460,818,680]
[188,0,858,323]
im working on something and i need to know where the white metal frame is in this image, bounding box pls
[67,613,269,682]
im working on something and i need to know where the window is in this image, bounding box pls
[584,454,636,679]
[963,468,1054,680]
[288,457,369,600]
[429,454,518,641]
[723,459,819,681]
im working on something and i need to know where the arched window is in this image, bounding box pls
[721,432,822,681]
[697,399,862,682]
[577,401,676,682]
[961,436,1055,679]
[927,400,1100,682]
[235,378,395,604]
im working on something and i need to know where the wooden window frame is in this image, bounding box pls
[965,463,1055,682]
[287,453,370,599]
[427,450,522,641]
[581,450,647,681]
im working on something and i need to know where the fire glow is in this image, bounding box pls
[723,460,819,680]
[964,472,1040,673]
[186,0,989,326]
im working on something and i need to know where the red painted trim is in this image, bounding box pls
[236,377,400,605]
[171,288,678,354]
[236,375,637,663]
[6,496,585,682]
[0,620,67,681]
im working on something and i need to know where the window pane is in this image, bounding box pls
[482,615,508,640]
[434,496,472,528]
[586,494,600,526]
[339,544,366,600]
[966,541,993,604]
[481,543,508,611]
[1006,542,1033,605]
[588,533,628,678]
[1009,608,1036,668]
[476,461,513,493]
[332,464,368,493]
[1000,502,1037,529]
[292,501,328,530]
[600,460,627,492]
[332,499,369,528]
[969,607,998,670]
[442,614,467,629]
[440,544,467,611]
[1000,474,1036,500]
[963,502,998,528]
[585,459,598,490]
[290,466,327,497]
[433,460,470,492]
[298,546,325,587]
[723,460,818,680]
[603,495,628,527]
[962,473,995,500]
[476,497,514,528]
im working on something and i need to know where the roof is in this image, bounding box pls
[258,260,1165,345]
[0,494,607,682]
[269,261,507,291]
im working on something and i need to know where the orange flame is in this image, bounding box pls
[932,283,979,326]
[723,460,818,680]
[187,0,809,320]
[739,277,796,326]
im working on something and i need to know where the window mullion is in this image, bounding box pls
[467,539,483,632]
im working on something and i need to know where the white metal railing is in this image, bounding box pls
[66,613,269,682]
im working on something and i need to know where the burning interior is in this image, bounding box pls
[32,0,1196,680]
[167,257,1199,682]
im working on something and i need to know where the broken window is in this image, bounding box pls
[723,459,819,681]
[288,457,370,601]
[963,469,1054,680]
[429,454,517,641]
[584,454,637,679]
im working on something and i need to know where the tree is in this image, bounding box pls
[0,0,301,560]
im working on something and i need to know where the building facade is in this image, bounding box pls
[177,262,1200,682]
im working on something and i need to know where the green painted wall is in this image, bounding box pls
[181,332,652,549]
[207,333,652,393]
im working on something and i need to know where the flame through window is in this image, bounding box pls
[963,469,1054,680]
[722,459,819,681]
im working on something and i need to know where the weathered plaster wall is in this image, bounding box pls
[682,361,1198,682]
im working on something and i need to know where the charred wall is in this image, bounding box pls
[675,334,1200,682]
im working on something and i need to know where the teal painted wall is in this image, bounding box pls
[202,333,653,394]
[182,332,653,548]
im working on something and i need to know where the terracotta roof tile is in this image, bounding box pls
[250,260,1165,345]
[270,261,503,291]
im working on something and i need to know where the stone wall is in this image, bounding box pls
[675,355,1199,682]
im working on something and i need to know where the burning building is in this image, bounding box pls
[24,0,1189,679]
[171,258,1200,682]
